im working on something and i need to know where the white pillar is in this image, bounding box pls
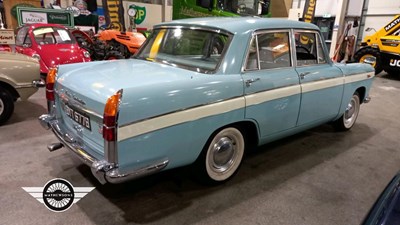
[162,0,167,22]
[329,0,349,58]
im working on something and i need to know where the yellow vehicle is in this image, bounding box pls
[354,15,400,75]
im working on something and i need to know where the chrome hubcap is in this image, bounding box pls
[0,98,4,115]
[344,97,358,127]
[212,137,235,172]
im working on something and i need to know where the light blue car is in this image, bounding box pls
[39,17,375,184]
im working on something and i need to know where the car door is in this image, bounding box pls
[242,30,301,139]
[294,30,344,126]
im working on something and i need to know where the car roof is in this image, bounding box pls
[20,23,67,30]
[155,17,320,34]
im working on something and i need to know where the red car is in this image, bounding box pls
[15,23,91,77]
[0,45,12,52]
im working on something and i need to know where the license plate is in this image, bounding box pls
[64,104,91,131]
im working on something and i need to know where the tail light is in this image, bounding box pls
[46,67,57,101]
[103,89,123,142]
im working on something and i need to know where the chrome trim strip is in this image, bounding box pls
[156,25,233,36]
[293,29,332,66]
[46,119,97,167]
[242,29,294,73]
[103,159,169,184]
[103,88,123,167]
[136,26,233,74]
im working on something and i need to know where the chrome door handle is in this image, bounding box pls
[300,72,311,79]
[245,78,260,87]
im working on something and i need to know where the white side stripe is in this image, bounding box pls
[302,77,344,92]
[345,72,374,83]
[118,72,373,140]
[118,97,246,141]
[301,72,373,93]
[245,85,301,106]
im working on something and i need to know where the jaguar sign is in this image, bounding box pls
[16,7,74,27]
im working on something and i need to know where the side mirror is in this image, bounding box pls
[365,27,376,32]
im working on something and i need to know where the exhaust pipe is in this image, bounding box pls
[48,143,63,152]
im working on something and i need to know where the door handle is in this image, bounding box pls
[245,78,260,87]
[300,72,311,79]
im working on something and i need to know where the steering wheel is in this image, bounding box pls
[296,45,311,54]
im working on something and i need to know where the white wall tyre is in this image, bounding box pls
[334,92,360,131]
[195,127,245,184]
[0,88,14,125]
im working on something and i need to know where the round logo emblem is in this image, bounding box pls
[42,178,75,212]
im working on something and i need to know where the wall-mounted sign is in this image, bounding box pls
[0,30,15,44]
[302,0,317,23]
[102,0,125,31]
[132,5,146,25]
[16,7,74,27]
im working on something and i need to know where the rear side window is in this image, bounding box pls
[245,31,291,71]
[294,31,327,66]
[15,27,30,46]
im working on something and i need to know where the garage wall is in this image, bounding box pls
[123,1,172,30]
[290,0,362,17]
[362,0,400,40]
[291,0,400,41]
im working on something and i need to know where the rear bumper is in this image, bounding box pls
[32,79,45,88]
[364,96,371,104]
[39,114,169,184]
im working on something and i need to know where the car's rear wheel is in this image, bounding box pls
[194,127,245,184]
[0,88,14,125]
[334,92,360,131]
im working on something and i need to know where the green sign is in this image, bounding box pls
[16,7,74,27]
[133,6,146,25]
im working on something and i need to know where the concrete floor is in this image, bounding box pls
[1,72,399,225]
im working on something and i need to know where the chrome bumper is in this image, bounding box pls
[32,79,45,88]
[363,96,371,103]
[38,114,169,184]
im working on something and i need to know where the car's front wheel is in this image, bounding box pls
[194,127,245,184]
[334,92,360,131]
[0,88,14,125]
